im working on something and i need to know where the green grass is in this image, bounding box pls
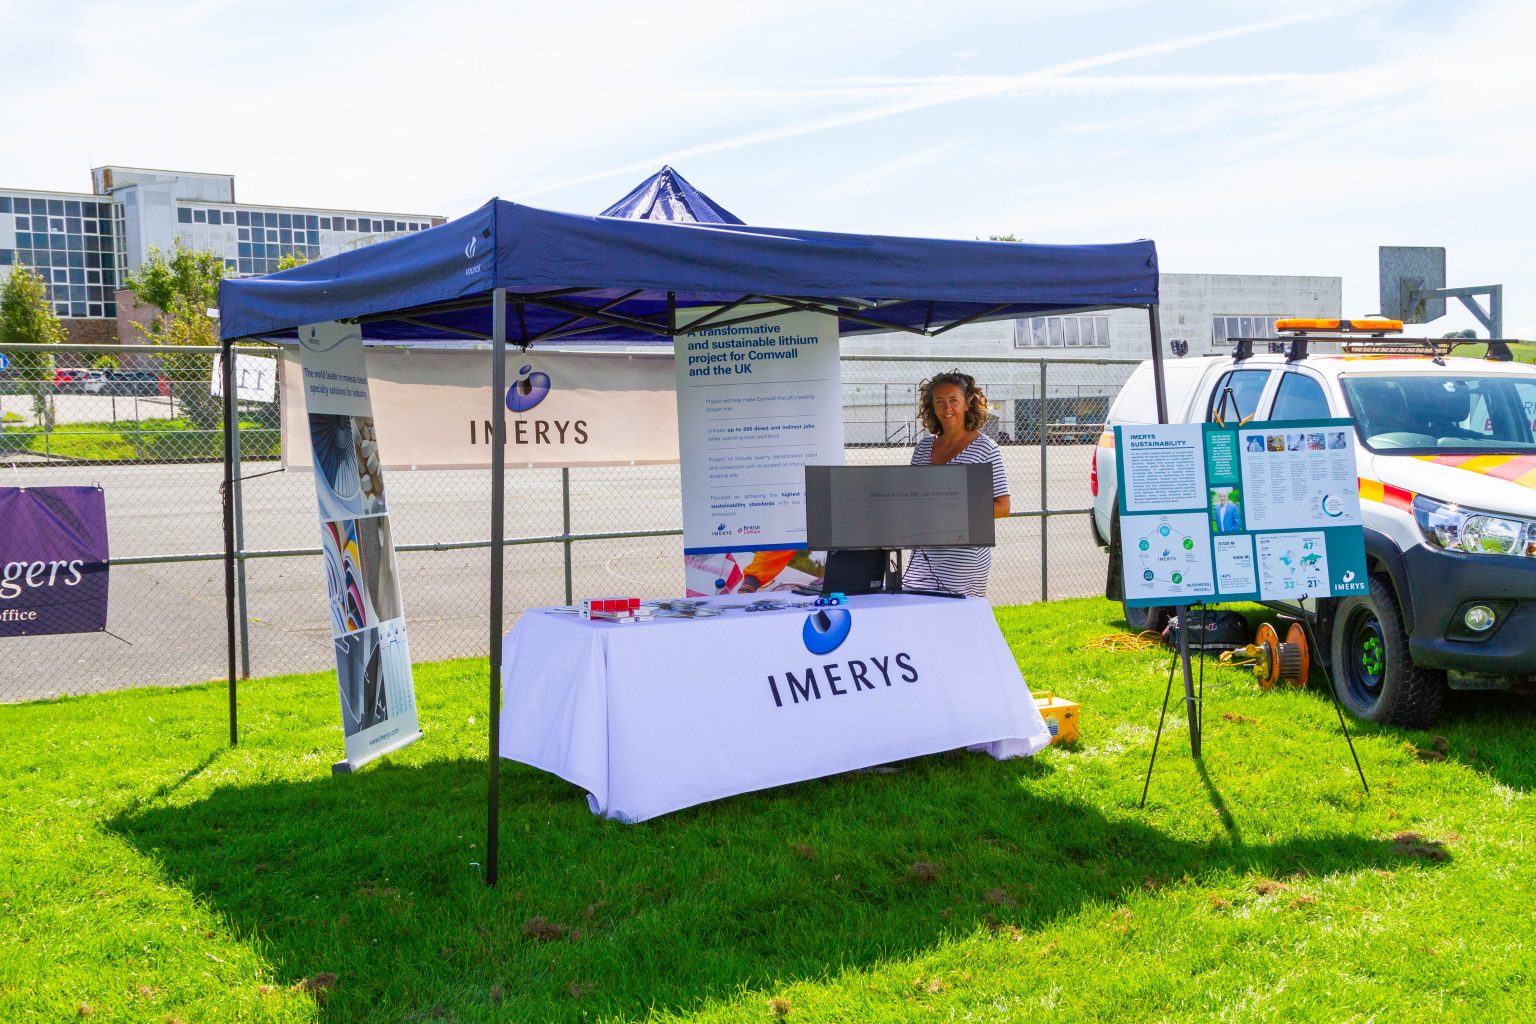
[2,597,1533,1022]
[0,418,279,460]
[1458,340,1536,363]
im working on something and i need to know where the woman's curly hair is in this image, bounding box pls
[917,370,990,435]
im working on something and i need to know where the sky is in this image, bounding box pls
[3,0,1533,336]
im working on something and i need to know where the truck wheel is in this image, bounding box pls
[1123,602,1171,634]
[1330,574,1445,727]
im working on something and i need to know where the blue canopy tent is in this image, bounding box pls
[218,196,1163,884]
[599,164,745,224]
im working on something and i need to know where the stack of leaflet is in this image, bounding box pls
[580,597,655,623]
[651,599,721,618]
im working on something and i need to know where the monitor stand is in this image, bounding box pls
[795,549,965,598]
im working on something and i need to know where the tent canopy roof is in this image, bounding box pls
[219,198,1158,345]
[599,165,744,225]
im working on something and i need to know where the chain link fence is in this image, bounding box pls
[1,344,1139,702]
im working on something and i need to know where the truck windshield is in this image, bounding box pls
[1340,374,1536,454]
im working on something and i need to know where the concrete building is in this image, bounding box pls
[841,272,1343,444]
[0,165,444,343]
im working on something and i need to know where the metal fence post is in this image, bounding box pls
[231,392,252,679]
[1038,360,1049,602]
[562,467,574,605]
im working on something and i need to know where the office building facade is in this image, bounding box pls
[0,165,443,342]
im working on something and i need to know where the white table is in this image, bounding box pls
[498,593,1050,822]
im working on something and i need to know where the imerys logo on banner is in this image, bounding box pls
[280,349,676,470]
[469,362,591,447]
[767,607,918,707]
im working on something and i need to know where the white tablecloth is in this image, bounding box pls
[498,593,1050,822]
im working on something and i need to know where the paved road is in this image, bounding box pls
[1,445,1110,701]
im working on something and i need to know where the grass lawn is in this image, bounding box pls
[0,418,279,461]
[1459,340,1536,363]
[2,597,1533,1022]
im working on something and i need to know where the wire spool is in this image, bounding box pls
[1284,622,1311,687]
[1253,622,1283,689]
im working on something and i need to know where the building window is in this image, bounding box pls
[1211,315,1289,348]
[1014,315,1111,348]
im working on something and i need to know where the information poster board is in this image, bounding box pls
[674,306,843,595]
[1116,418,1368,606]
[298,321,422,770]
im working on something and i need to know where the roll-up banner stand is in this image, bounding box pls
[297,322,422,773]
[673,306,844,596]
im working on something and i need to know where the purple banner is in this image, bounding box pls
[0,486,109,637]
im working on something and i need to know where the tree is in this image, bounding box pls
[1,262,65,431]
[275,249,311,271]
[124,241,225,428]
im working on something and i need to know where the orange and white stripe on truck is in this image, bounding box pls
[1357,478,1414,510]
[1414,454,1536,489]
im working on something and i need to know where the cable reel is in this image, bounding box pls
[1221,621,1311,689]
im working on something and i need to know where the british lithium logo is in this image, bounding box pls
[802,608,852,655]
[505,364,552,412]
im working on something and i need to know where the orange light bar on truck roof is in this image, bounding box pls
[1276,318,1404,333]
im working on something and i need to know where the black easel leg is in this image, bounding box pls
[1299,612,1369,794]
[1179,608,1201,758]
[1140,645,1182,808]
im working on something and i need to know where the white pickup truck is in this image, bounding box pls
[1091,340,1536,726]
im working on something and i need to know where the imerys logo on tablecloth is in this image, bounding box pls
[767,608,917,707]
[802,608,851,655]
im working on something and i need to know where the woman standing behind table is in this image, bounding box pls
[900,371,1010,597]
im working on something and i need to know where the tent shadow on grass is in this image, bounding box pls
[108,749,1445,1021]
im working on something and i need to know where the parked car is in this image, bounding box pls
[102,370,169,397]
[52,367,94,391]
[1091,329,1536,727]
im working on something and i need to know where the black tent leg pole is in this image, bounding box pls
[1147,305,1168,424]
[221,335,238,747]
[487,289,507,887]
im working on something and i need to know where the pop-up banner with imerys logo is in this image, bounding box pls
[298,321,422,772]
[281,348,678,470]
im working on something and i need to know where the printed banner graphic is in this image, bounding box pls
[282,348,678,469]
[1117,418,1368,606]
[675,306,844,560]
[683,549,826,598]
[298,321,421,769]
[0,486,109,637]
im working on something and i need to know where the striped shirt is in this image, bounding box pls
[900,432,1008,598]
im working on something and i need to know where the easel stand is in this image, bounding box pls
[1139,600,1369,808]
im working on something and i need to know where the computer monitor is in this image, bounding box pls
[803,464,995,594]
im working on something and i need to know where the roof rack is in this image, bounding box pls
[1338,337,1515,362]
[1229,335,1312,362]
